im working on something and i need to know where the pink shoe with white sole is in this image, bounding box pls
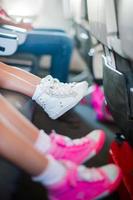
[32,75,89,120]
[48,160,122,200]
[48,130,105,164]
[90,84,113,122]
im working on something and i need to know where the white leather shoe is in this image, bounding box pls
[32,75,89,119]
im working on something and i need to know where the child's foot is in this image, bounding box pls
[35,130,105,164]
[32,75,89,119]
[47,160,122,200]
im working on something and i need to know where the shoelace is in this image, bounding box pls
[51,131,90,147]
[42,75,77,97]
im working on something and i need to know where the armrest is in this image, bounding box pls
[0,25,27,45]
[0,33,18,56]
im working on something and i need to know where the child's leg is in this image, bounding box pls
[0,114,66,184]
[0,118,48,176]
[0,62,89,119]
[0,113,121,200]
[0,62,41,85]
[0,94,39,143]
[0,62,41,97]
[0,95,105,165]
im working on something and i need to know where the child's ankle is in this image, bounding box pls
[32,155,66,186]
[34,130,51,153]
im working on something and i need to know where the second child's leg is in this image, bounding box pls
[0,118,48,176]
[0,94,105,165]
[0,117,122,200]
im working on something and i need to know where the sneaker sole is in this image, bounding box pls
[48,166,122,200]
[94,166,122,200]
[81,130,106,164]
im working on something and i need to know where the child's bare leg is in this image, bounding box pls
[0,95,54,157]
[0,112,121,199]
[0,62,40,85]
[0,62,41,97]
[0,94,39,143]
[0,62,89,120]
[0,118,48,176]
[0,114,66,185]
[0,95,106,166]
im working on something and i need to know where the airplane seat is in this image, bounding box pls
[0,25,38,74]
[0,33,18,56]
[0,25,27,45]
[87,0,133,198]
[0,33,35,200]
[66,0,93,82]
[70,0,86,24]
[103,0,133,144]
[87,0,108,46]
[68,0,89,51]
[87,0,133,145]
[69,0,103,84]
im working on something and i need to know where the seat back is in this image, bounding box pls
[70,0,86,23]
[117,0,133,60]
[87,0,133,144]
[87,0,123,56]
[87,0,107,46]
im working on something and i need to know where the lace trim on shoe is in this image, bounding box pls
[50,130,91,147]
[45,84,77,98]
[41,75,77,97]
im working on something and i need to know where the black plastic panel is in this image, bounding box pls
[103,57,133,144]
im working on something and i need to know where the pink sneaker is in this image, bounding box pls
[48,160,122,200]
[90,84,113,122]
[48,130,105,164]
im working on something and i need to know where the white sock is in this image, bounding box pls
[32,155,66,186]
[32,75,52,101]
[34,130,51,153]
